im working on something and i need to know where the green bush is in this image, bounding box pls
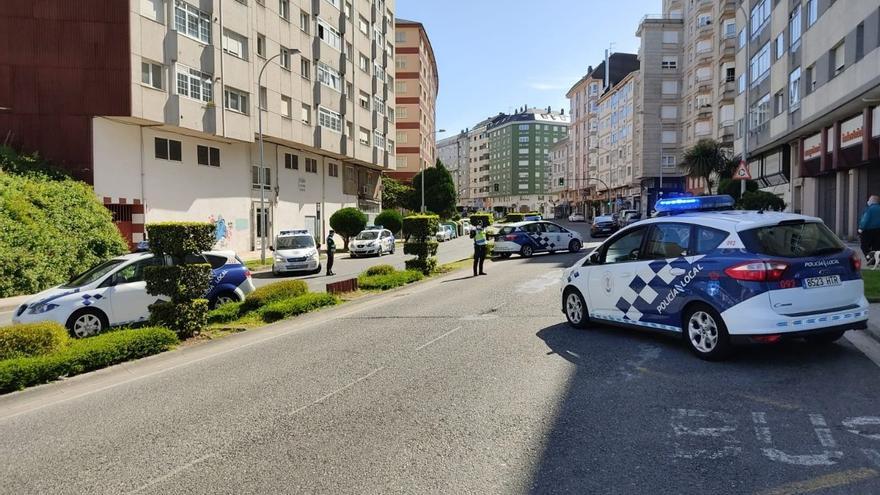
[330,207,368,250]
[206,301,244,324]
[144,264,213,302]
[0,158,129,298]
[242,280,309,312]
[149,299,209,339]
[740,190,786,211]
[402,215,440,240]
[718,178,758,200]
[259,293,339,323]
[403,241,439,258]
[0,322,70,361]
[470,213,494,228]
[365,264,396,276]
[405,257,438,274]
[402,215,440,275]
[375,209,404,235]
[0,327,178,394]
[358,270,423,291]
[502,212,540,223]
[145,223,215,263]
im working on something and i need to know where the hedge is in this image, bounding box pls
[402,215,440,240]
[149,299,209,339]
[145,223,215,263]
[405,258,437,274]
[503,212,540,223]
[403,241,439,258]
[0,322,69,361]
[403,215,439,275]
[358,270,423,291]
[469,213,494,228]
[242,280,309,312]
[0,327,179,394]
[144,264,213,302]
[259,293,339,323]
[206,301,245,324]
[365,264,396,276]
[374,210,403,235]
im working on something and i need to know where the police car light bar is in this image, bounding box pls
[654,195,736,216]
[280,230,310,235]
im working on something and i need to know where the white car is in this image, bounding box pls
[350,228,395,257]
[12,251,255,337]
[568,213,586,222]
[561,195,868,360]
[435,227,452,242]
[272,230,321,275]
[492,221,584,258]
[460,220,473,235]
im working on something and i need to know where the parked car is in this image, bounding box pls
[492,221,584,258]
[441,223,458,239]
[621,210,642,226]
[568,213,586,222]
[591,215,618,238]
[350,228,395,257]
[272,230,321,275]
[12,251,255,337]
[435,226,452,242]
[460,219,473,235]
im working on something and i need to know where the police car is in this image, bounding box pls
[350,227,395,257]
[271,230,321,275]
[493,221,584,258]
[12,251,255,337]
[561,195,868,360]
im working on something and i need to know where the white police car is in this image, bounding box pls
[350,227,395,257]
[561,195,868,360]
[493,221,584,258]
[272,230,321,275]
[13,251,255,337]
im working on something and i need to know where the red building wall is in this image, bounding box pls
[0,0,130,183]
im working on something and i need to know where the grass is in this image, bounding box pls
[358,270,424,290]
[863,270,880,303]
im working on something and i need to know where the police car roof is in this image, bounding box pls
[642,210,821,231]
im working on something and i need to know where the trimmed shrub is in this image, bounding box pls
[242,280,309,312]
[402,215,440,275]
[330,207,368,250]
[740,190,786,211]
[403,241,439,258]
[149,299,209,339]
[502,212,540,223]
[358,270,423,291]
[365,264,396,276]
[405,257,438,275]
[469,213,494,228]
[375,209,403,235]
[402,215,440,239]
[259,293,339,323]
[145,223,215,263]
[206,301,244,324]
[0,322,70,361]
[143,264,213,301]
[0,327,178,394]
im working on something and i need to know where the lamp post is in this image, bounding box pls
[738,3,751,199]
[429,128,447,213]
[257,49,300,264]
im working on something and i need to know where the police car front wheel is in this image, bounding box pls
[683,304,731,361]
[66,308,108,338]
[563,288,589,329]
[521,245,534,257]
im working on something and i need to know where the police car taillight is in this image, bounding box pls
[724,261,788,282]
[245,269,252,279]
[852,252,861,272]
[503,234,517,241]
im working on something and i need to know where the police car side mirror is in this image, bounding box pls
[588,252,601,265]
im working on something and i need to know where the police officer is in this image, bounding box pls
[472,224,488,277]
[860,195,880,255]
[326,230,336,276]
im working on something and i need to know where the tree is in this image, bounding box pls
[717,178,758,201]
[381,175,414,211]
[679,139,733,194]
[329,207,367,250]
[402,215,440,275]
[740,191,786,211]
[375,209,403,235]
[409,160,457,218]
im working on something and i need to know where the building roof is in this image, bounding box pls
[487,108,570,130]
[565,53,640,97]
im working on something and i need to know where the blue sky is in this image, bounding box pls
[396,0,658,136]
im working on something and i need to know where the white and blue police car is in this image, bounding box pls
[12,251,255,338]
[493,221,584,258]
[272,230,322,275]
[561,195,868,360]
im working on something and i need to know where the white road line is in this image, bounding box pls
[415,326,463,351]
[845,331,880,368]
[290,367,386,416]
[127,453,219,494]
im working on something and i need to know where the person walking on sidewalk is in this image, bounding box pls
[859,195,880,256]
[471,225,488,277]
[326,230,336,276]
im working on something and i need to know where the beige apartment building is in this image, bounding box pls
[596,71,640,211]
[436,130,470,208]
[468,118,496,209]
[734,0,880,240]
[390,18,438,183]
[0,0,397,252]
[548,136,570,217]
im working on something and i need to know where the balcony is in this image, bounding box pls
[719,123,735,143]
[719,80,736,100]
[696,22,714,39]
[719,37,736,59]
[695,49,713,64]
[697,105,713,118]
[720,0,736,14]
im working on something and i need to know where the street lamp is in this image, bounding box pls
[257,49,301,264]
[430,128,447,213]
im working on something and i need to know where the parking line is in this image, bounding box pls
[127,453,219,494]
[756,468,878,495]
[290,367,386,416]
[415,326,463,351]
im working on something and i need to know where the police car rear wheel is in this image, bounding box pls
[212,292,238,309]
[568,239,582,253]
[67,309,107,338]
[564,288,589,329]
[684,305,731,360]
[521,245,534,258]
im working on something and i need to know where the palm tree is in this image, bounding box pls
[679,139,731,194]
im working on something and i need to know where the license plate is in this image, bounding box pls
[287,264,305,269]
[803,275,841,289]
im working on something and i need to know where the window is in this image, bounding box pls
[224,88,248,114]
[738,28,746,49]
[789,67,801,110]
[750,0,769,38]
[280,47,291,70]
[660,105,677,119]
[856,23,865,61]
[644,223,690,259]
[662,30,679,43]
[739,222,844,258]
[300,58,310,79]
[749,42,770,85]
[774,90,784,116]
[750,93,771,129]
[603,228,645,263]
[358,53,369,73]
[317,19,341,50]
[374,96,385,115]
[723,19,736,38]
[775,34,785,60]
[395,31,406,43]
[256,33,266,57]
[141,61,163,90]
[318,106,342,133]
[662,130,677,143]
[806,65,816,93]
[661,56,677,69]
[358,91,370,110]
[697,14,711,27]
[299,10,310,33]
[222,30,247,60]
[396,132,407,144]
[343,1,351,17]
[738,73,746,93]
[374,131,385,149]
[278,0,289,20]
[396,106,408,119]
[174,0,210,43]
[305,158,318,173]
[176,66,212,102]
[345,82,353,100]
[694,227,728,254]
[395,81,406,93]
[252,166,271,189]
[661,80,678,95]
[301,103,311,124]
[831,42,845,76]
[155,138,182,161]
[326,0,340,10]
[258,86,267,110]
[358,16,369,35]
[141,0,165,23]
[345,42,353,59]
[197,145,220,167]
[661,155,676,169]
[284,153,298,170]
[280,95,291,118]
[317,62,341,91]
[328,162,339,177]
[358,127,369,146]
[807,0,817,26]
[790,5,802,48]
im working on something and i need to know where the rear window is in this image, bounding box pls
[740,221,845,258]
[496,226,517,235]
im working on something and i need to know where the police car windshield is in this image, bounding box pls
[740,222,845,258]
[277,236,314,249]
[357,231,379,240]
[62,259,126,288]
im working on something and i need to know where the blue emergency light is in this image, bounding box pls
[654,195,736,216]
[280,229,310,235]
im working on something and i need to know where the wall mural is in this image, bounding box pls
[209,214,233,248]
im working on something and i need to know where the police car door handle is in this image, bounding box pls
[670,268,686,276]
[620,272,632,278]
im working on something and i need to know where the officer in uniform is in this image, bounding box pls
[472,225,488,277]
[326,230,336,276]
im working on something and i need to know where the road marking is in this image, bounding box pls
[127,453,219,494]
[842,416,880,440]
[415,326,463,351]
[845,331,880,368]
[671,409,741,459]
[756,468,878,495]
[515,270,562,294]
[290,367,386,416]
[635,366,677,380]
[736,393,801,411]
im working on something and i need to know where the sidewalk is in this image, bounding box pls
[866,303,880,342]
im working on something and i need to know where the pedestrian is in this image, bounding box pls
[326,229,336,276]
[859,195,880,256]
[471,224,487,277]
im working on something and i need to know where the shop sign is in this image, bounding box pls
[803,133,822,161]
[841,114,864,149]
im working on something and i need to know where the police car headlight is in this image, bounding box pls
[274,255,284,262]
[309,251,319,259]
[28,302,59,315]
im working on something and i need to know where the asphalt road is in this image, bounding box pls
[2,219,880,494]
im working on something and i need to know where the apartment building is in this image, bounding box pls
[436,131,470,208]
[390,18,438,183]
[0,0,395,252]
[548,136,571,218]
[487,108,570,216]
[596,71,640,212]
[734,0,880,240]
[468,118,497,209]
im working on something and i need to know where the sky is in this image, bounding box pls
[395,0,659,137]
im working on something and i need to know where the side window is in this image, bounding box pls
[695,227,729,254]
[524,223,544,234]
[184,254,209,265]
[543,223,562,233]
[603,228,646,264]
[204,255,228,269]
[644,223,692,260]
[114,258,161,285]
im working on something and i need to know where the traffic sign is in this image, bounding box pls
[733,160,752,181]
